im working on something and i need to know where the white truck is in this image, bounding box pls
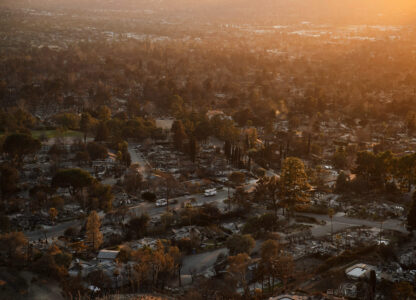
[155,198,168,207]
[204,188,217,197]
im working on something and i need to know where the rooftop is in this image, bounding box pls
[97,249,119,260]
[347,267,366,278]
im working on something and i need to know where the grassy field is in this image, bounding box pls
[31,129,83,139]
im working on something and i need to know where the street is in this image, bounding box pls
[298,212,407,238]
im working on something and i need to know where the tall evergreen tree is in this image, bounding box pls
[407,191,416,231]
[171,120,187,151]
[80,112,92,144]
[86,211,103,251]
[95,121,110,142]
[189,136,197,163]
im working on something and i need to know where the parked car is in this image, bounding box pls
[204,188,217,197]
[155,198,168,207]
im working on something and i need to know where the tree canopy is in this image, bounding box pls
[2,133,41,166]
[225,234,255,256]
[52,168,94,196]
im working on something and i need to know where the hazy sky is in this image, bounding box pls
[2,0,416,25]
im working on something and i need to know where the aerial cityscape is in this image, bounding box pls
[0,0,415,299]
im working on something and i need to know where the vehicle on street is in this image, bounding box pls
[155,198,168,207]
[204,188,217,197]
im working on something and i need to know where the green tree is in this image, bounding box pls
[259,239,280,293]
[189,136,197,163]
[128,214,150,240]
[354,151,395,190]
[96,105,111,121]
[172,120,187,150]
[406,111,416,136]
[228,171,246,187]
[95,121,110,142]
[124,166,143,195]
[354,151,376,187]
[116,141,131,167]
[0,164,19,201]
[396,153,416,192]
[154,170,176,211]
[12,108,36,129]
[272,252,294,292]
[161,211,174,229]
[86,142,108,160]
[374,151,394,189]
[0,215,10,233]
[194,118,211,142]
[74,151,90,165]
[52,168,94,197]
[170,94,184,117]
[407,191,416,231]
[280,157,310,217]
[48,143,67,159]
[335,172,350,193]
[255,176,282,218]
[225,234,255,256]
[88,182,113,212]
[228,253,251,297]
[86,211,103,251]
[52,113,80,130]
[231,187,250,211]
[127,99,141,118]
[49,207,58,223]
[333,146,348,169]
[2,133,41,166]
[29,184,53,210]
[80,112,92,143]
[0,231,28,264]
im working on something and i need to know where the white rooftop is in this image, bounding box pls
[97,249,119,260]
[347,267,366,278]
